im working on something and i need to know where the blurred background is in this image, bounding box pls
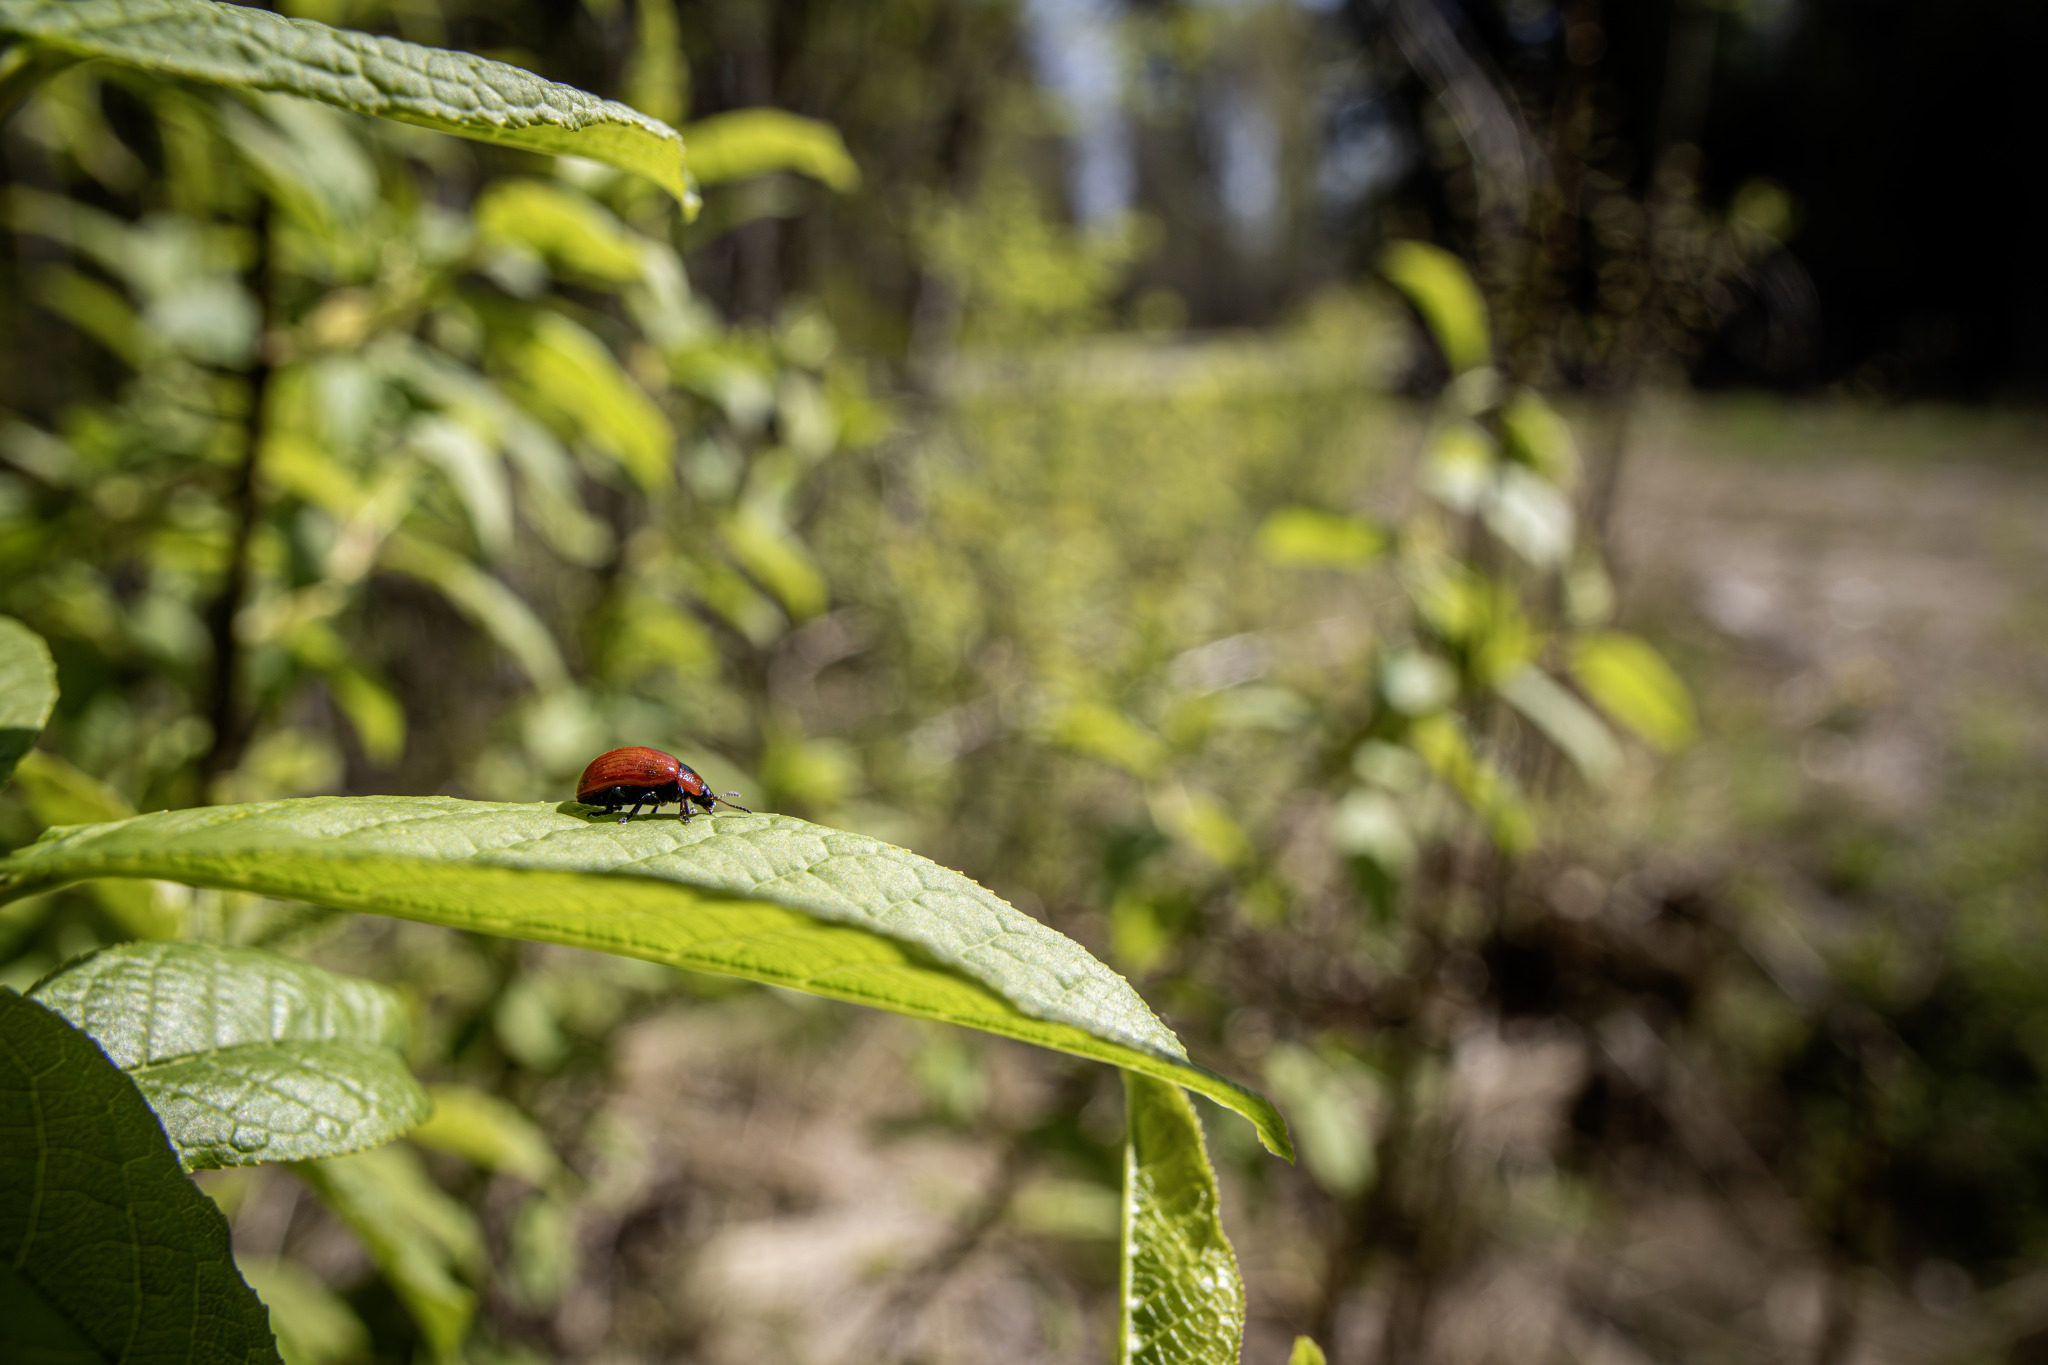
[4,1,2047,1362]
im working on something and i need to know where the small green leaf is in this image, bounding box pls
[0,0,692,207]
[1497,664,1622,784]
[1569,631,1698,752]
[1254,508,1385,568]
[1499,389,1579,487]
[295,1144,481,1362]
[682,108,860,191]
[409,1083,564,1187]
[0,613,57,792]
[474,178,647,284]
[1288,1337,1329,1365]
[29,941,430,1169]
[0,989,283,1365]
[1380,240,1492,374]
[1120,1073,1245,1365]
[0,798,1292,1159]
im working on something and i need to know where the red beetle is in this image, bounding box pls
[576,746,752,824]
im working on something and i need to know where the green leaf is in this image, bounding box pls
[1120,1073,1245,1365]
[1254,507,1385,568]
[0,613,57,793]
[1568,630,1698,753]
[501,310,674,491]
[235,1258,370,1365]
[474,178,647,284]
[28,941,430,1169]
[0,0,692,207]
[379,534,568,691]
[1496,664,1621,784]
[12,750,185,940]
[682,108,860,191]
[1288,1338,1329,1365]
[1379,239,1492,374]
[295,1144,481,1362]
[409,1083,564,1187]
[0,798,1293,1159]
[0,988,283,1365]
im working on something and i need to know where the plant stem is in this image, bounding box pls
[201,198,275,784]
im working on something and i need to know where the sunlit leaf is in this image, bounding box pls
[1050,701,1169,779]
[503,310,674,491]
[0,0,692,207]
[1380,239,1492,374]
[1499,388,1579,487]
[0,989,283,1365]
[1497,664,1621,784]
[28,940,430,1169]
[1408,714,1535,855]
[0,798,1293,1158]
[721,505,829,621]
[683,107,859,191]
[1484,465,1574,568]
[1120,1072,1245,1365]
[1255,507,1385,568]
[1419,422,1495,514]
[1569,631,1698,752]
[0,613,57,792]
[295,1143,481,1362]
[1288,1338,1329,1365]
[475,178,646,284]
[409,1083,564,1187]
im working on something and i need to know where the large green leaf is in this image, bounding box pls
[0,613,56,793]
[0,988,283,1365]
[0,797,1293,1159]
[28,941,430,1170]
[1119,1073,1245,1365]
[0,0,691,207]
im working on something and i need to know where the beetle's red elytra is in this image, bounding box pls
[576,746,752,824]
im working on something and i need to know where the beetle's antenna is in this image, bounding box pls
[714,792,752,813]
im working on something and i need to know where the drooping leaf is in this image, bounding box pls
[294,1144,482,1362]
[1120,1073,1245,1365]
[1569,630,1698,753]
[1379,239,1492,374]
[0,798,1293,1158]
[0,0,692,207]
[682,108,860,191]
[409,1083,564,1187]
[0,613,56,792]
[28,941,430,1169]
[0,989,283,1365]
